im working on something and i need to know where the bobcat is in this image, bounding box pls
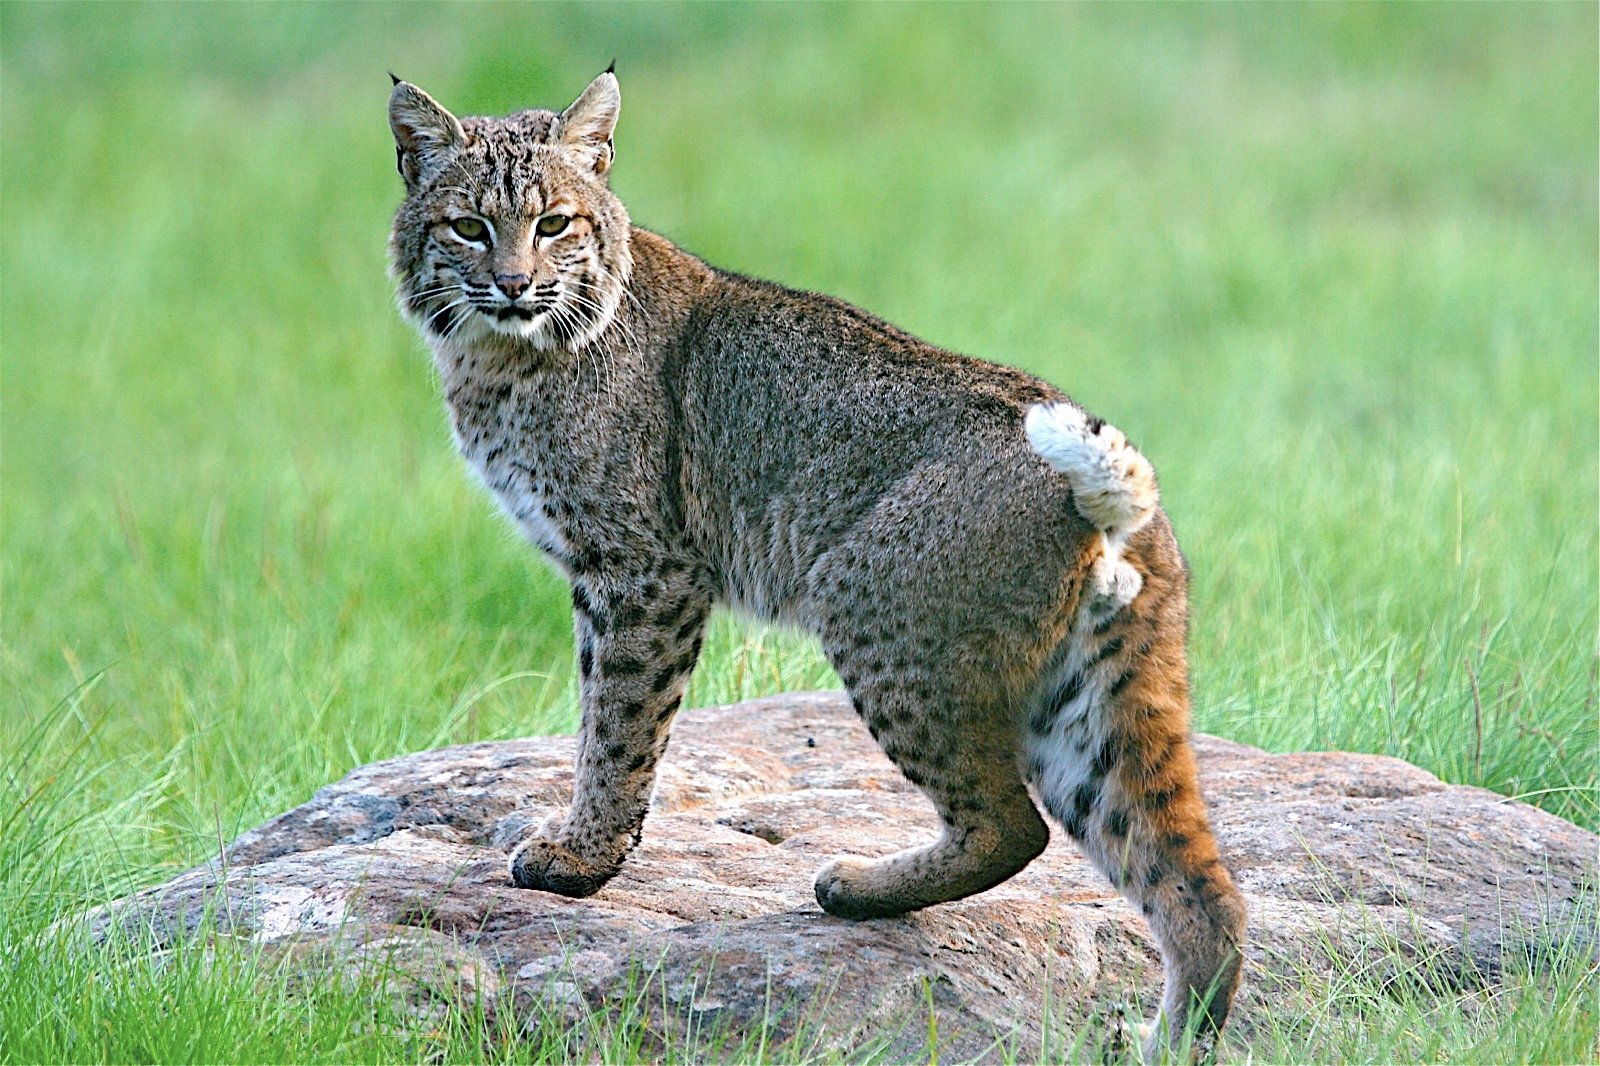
[388,70,1246,1057]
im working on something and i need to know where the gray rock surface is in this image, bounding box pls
[74,692,1595,1060]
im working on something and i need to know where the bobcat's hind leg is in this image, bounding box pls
[1070,731,1245,1063]
[813,649,1049,920]
[1027,553,1245,1061]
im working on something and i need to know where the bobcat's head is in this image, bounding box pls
[388,71,630,353]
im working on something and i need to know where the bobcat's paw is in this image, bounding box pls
[1135,1016,1218,1065]
[508,831,618,898]
[1095,1003,1137,1066]
[814,857,909,920]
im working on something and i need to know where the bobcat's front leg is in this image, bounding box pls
[509,564,710,897]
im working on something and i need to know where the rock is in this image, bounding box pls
[70,692,1595,1060]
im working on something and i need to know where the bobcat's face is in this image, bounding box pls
[388,74,630,353]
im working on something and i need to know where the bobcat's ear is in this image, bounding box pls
[389,80,465,189]
[556,70,620,176]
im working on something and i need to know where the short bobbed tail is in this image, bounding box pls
[1023,402,1159,542]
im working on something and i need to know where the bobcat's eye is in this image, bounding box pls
[535,214,570,238]
[451,218,489,242]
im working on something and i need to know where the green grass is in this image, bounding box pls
[2,3,1595,1063]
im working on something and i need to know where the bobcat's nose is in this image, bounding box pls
[494,273,532,300]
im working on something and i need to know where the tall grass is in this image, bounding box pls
[3,3,1595,1062]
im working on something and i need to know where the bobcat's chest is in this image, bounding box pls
[444,373,580,564]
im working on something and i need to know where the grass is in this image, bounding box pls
[2,2,1595,1062]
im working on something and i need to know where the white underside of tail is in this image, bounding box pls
[1024,402,1159,542]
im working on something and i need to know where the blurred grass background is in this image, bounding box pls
[2,3,1596,1062]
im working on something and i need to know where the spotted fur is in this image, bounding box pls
[389,73,1245,1058]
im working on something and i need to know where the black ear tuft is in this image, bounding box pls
[604,58,616,75]
[388,71,402,86]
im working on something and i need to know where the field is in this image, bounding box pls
[2,3,1595,1062]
